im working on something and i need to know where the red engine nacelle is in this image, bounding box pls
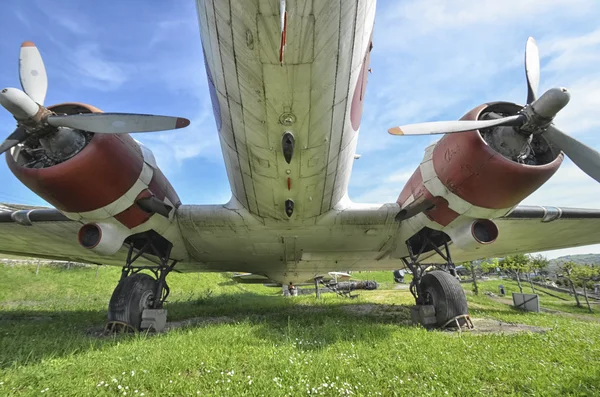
[398,102,563,229]
[7,103,181,244]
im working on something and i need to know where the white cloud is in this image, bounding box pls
[350,164,416,204]
[523,162,600,208]
[138,105,221,174]
[378,0,596,44]
[34,0,92,36]
[68,44,133,91]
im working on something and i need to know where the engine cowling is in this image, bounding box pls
[6,102,184,256]
[398,102,563,236]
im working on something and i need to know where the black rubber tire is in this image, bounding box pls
[420,270,468,327]
[108,273,156,330]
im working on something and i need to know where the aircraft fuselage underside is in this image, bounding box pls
[175,201,402,283]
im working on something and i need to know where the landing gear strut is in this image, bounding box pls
[106,232,177,332]
[402,229,471,328]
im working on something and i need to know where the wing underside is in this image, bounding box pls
[2,203,600,271]
[422,205,600,263]
[0,204,158,267]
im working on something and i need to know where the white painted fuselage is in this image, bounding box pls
[183,0,386,283]
[196,0,376,220]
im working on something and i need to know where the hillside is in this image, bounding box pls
[548,253,600,274]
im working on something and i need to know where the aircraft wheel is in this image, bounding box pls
[108,273,156,331]
[420,270,468,327]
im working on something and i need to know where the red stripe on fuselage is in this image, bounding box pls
[279,12,287,64]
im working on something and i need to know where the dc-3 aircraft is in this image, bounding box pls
[2,0,600,331]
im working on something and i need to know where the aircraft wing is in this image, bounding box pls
[0,203,157,267]
[423,205,600,263]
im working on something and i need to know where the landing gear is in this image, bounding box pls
[420,271,469,328]
[108,273,156,331]
[106,232,177,332]
[403,228,471,328]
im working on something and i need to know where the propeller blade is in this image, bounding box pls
[0,126,28,155]
[545,125,600,184]
[0,87,40,120]
[19,42,48,105]
[46,113,191,134]
[525,37,540,104]
[388,115,522,136]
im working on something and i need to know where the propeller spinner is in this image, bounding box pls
[388,37,600,184]
[0,41,191,156]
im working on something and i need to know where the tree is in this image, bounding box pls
[560,261,581,308]
[499,254,530,293]
[462,261,479,296]
[569,263,600,313]
[530,254,549,276]
[481,258,500,275]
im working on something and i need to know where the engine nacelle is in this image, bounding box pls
[398,102,563,231]
[7,102,184,256]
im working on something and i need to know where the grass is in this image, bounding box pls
[0,264,599,396]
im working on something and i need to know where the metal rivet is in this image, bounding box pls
[279,112,296,126]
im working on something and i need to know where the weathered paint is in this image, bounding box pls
[7,104,144,213]
[398,102,563,229]
[113,190,153,229]
[432,104,563,209]
[196,0,377,220]
[7,102,181,230]
[397,168,459,227]
[350,38,373,131]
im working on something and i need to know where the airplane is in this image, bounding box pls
[2,0,600,331]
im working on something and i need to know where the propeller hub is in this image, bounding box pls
[518,87,570,135]
[0,87,40,120]
[530,87,570,119]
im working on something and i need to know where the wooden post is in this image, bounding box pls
[527,274,536,294]
[314,278,321,299]
[35,261,41,276]
[570,279,581,307]
[515,271,523,293]
[96,265,99,278]
[470,265,478,296]
[583,282,592,313]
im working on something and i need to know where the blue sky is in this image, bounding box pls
[1,0,600,258]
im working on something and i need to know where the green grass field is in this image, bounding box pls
[1,264,599,396]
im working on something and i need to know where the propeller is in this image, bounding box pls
[388,37,600,184]
[0,41,191,156]
[524,37,540,104]
[19,41,48,106]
